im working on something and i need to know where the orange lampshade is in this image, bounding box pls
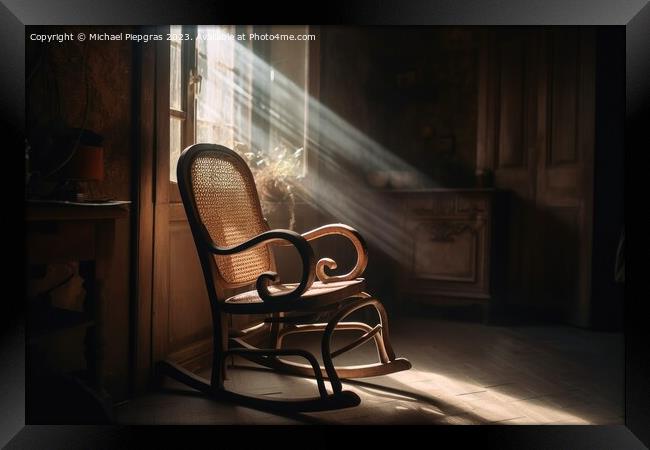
[62,145,104,181]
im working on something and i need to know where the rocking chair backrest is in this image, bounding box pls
[177,144,272,290]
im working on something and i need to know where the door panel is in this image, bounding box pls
[535,28,595,325]
[477,28,595,326]
[479,29,539,308]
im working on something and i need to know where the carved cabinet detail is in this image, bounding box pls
[391,189,506,321]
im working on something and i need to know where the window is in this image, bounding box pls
[169,25,195,183]
[170,25,311,183]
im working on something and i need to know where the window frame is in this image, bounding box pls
[169,25,197,201]
[174,25,197,149]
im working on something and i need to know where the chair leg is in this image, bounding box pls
[210,312,229,389]
[322,295,394,393]
[233,293,411,381]
[357,292,396,361]
[269,312,284,349]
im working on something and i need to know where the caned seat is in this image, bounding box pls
[158,143,411,413]
[223,279,367,313]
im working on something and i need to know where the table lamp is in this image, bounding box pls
[58,143,104,202]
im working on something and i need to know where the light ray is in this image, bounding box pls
[192,26,440,265]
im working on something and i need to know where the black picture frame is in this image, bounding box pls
[3,0,644,447]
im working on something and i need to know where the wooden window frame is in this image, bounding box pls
[171,25,197,152]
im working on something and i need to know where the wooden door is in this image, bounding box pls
[476,28,541,314]
[533,28,595,326]
[477,27,596,326]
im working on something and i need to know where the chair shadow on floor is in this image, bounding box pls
[156,363,490,425]
[155,385,331,425]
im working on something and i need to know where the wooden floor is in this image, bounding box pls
[116,317,624,425]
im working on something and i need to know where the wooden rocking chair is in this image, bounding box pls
[158,143,411,412]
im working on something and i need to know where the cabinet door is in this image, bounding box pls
[404,193,491,302]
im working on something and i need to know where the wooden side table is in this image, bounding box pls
[26,201,130,398]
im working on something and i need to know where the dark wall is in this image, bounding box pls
[27,26,134,200]
[319,27,479,186]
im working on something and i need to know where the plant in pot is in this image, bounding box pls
[234,141,304,230]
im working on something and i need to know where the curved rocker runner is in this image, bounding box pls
[158,143,411,412]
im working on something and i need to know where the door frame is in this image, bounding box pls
[132,26,171,393]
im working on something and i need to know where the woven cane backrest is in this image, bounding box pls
[188,148,271,286]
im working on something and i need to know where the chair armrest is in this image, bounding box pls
[300,223,369,283]
[200,225,316,302]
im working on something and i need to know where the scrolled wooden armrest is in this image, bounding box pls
[200,225,316,302]
[300,223,369,283]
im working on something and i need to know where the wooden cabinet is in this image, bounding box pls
[390,189,506,321]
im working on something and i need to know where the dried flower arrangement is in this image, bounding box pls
[233,140,304,230]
